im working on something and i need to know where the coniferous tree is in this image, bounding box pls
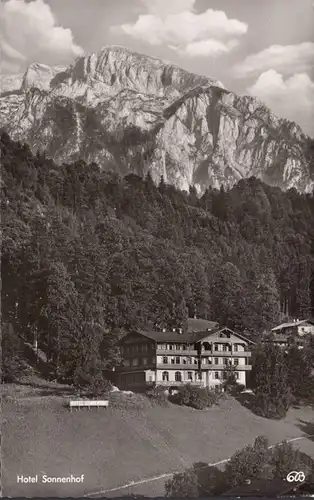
[253,344,291,419]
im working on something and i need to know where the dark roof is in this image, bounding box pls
[222,478,312,497]
[136,329,209,343]
[272,319,314,331]
[134,323,254,344]
[187,318,218,333]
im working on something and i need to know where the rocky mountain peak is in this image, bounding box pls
[49,45,224,100]
[21,63,66,91]
[0,46,313,194]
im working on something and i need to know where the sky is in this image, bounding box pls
[1,0,313,135]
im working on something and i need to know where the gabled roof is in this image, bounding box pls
[272,319,314,331]
[124,324,254,345]
[187,318,218,333]
[201,326,255,344]
[135,329,207,344]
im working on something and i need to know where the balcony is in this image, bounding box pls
[200,364,252,371]
[206,351,252,357]
[156,349,198,355]
[157,363,198,370]
[156,380,203,387]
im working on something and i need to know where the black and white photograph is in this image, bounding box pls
[1,0,314,497]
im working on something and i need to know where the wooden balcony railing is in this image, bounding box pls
[157,363,198,370]
[156,349,198,355]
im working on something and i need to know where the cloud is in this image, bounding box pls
[248,70,314,135]
[111,0,247,57]
[139,0,196,17]
[234,43,314,78]
[183,39,240,57]
[0,0,84,74]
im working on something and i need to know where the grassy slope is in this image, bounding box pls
[2,384,314,497]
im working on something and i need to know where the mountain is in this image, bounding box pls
[0,46,313,193]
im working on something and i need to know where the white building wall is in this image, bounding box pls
[297,325,314,336]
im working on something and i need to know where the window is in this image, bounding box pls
[197,372,202,380]
[176,357,180,364]
[234,372,239,379]
[187,371,193,381]
[171,357,175,364]
[234,358,239,366]
[143,358,148,365]
[149,376,153,382]
[223,358,228,365]
[162,371,169,382]
[143,344,148,352]
[214,358,219,365]
[214,344,219,351]
[182,345,187,350]
[158,344,166,350]
[234,344,238,352]
[223,345,228,351]
[175,371,182,382]
[163,356,168,364]
[214,372,219,380]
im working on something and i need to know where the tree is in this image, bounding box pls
[2,322,25,382]
[224,436,270,488]
[165,470,199,497]
[286,345,313,403]
[209,262,244,329]
[253,344,291,419]
[269,441,314,481]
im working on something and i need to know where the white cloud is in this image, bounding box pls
[0,0,84,74]
[248,70,314,135]
[139,0,196,17]
[181,39,240,58]
[235,42,314,78]
[111,1,247,58]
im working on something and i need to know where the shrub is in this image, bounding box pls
[165,470,198,497]
[146,386,169,407]
[170,384,221,410]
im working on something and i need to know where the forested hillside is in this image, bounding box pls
[2,131,314,384]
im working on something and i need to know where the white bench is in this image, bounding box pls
[69,400,109,411]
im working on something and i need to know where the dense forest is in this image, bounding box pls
[2,131,314,383]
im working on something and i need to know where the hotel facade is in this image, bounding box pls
[116,318,253,390]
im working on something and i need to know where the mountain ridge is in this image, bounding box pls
[0,45,313,193]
